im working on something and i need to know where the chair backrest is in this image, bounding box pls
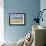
[32,25,46,46]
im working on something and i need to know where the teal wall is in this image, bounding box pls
[4,0,40,42]
[40,0,46,27]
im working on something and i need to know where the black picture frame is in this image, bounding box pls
[9,13,26,26]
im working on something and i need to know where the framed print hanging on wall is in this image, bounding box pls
[9,13,26,26]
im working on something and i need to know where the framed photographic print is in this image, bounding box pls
[9,13,26,26]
